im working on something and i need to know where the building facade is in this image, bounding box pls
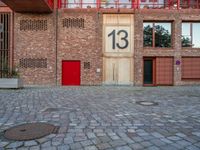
[0,0,200,86]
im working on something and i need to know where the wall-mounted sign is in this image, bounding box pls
[176,60,181,65]
[105,26,131,53]
[0,23,3,33]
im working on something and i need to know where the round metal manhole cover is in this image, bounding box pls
[136,101,158,106]
[4,123,59,141]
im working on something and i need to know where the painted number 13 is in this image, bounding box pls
[108,29,129,49]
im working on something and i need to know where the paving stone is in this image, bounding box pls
[57,144,70,150]
[186,145,200,150]
[64,137,74,144]
[70,142,82,150]
[87,133,96,139]
[42,146,57,150]
[30,145,40,150]
[97,143,111,149]
[115,146,132,150]
[110,135,120,140]
[0,86,200,149]
[24,140,38,147]
[147,146,160,150]
[151,132,164,138]
[81,140,93,147]
[129,143,144,150]
[98,136,111,143]
[176,133,187,138]
[36,137,49,144]
[74,136,87,142]
[160,138,173,144]
[192,132,200,137]
[150,139,166,147]
[17,147,29,150]
[0,141,9,148]
[84,145,98,150]
[140,141,153,147]
[6,142,24,149]
[160,145,177,150]
[109,139,127,147]
[167,136,182,141]
[41,141,51,148]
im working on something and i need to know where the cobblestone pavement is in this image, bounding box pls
[0,86,200,150]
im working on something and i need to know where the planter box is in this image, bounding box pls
[0,78,23,89]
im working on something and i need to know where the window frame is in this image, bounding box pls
[181,22,200,49]
[143,21,173,49]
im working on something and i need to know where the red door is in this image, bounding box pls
[62,61,80,86]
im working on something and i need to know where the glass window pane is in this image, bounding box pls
[82,0,96,8]
[118,0,132,8]
[68,0,81,8]
[182,23,190,36]
[155,23,171,47]
[192,23,200,48]
[143,23,153,47]
[101,0,116,8]
[182,23,192,47]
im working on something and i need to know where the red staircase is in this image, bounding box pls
[1,0,54,13]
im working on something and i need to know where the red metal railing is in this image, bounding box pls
[47,0,54,9]
[58,0,200,9]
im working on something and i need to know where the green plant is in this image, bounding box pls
[1,65,20,78]
[10,67,20,78]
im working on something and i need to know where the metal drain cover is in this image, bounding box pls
[136,101,158,106]
[4,123,59,141]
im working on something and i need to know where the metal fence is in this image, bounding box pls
[0,13,10,78]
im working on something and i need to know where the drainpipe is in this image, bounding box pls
[55,5,58,86]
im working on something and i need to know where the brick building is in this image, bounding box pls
[0,0,200,86]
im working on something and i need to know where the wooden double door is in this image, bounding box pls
[104,58,132,85]
[103,14,134,85]
[143,57,174,86]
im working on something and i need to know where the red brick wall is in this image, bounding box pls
[57,9,103,85]
[2,5,200,86]
[134,9,200,86]
[13,13,56,85]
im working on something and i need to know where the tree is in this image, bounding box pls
[143,25,153,47]
[143,25,172,47]
[181,36,192,47]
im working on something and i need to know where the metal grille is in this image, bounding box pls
[19,58,47,68]
[0,13,10,78]
[62,18,84,28]
[20,20,48,31]
[84,62,90,69]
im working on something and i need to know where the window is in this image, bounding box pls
[62,0,96,8]
[182,23,200,48]
[101,0,131,8]
[143,22,172,48]
[140,0,164,9]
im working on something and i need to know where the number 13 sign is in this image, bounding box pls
[105,26,131,53]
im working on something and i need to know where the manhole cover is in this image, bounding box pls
[4,123,59,141]
[136,101,158,106]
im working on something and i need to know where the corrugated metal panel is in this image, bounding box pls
[182,57,200,79]
[156,57,173,85]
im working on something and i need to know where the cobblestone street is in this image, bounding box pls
[0,86,200,150]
